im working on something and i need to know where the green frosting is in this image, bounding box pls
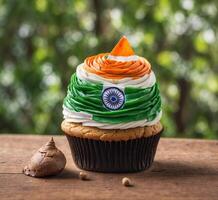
[64,74,161,124]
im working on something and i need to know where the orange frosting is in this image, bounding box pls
[110,36,135,56]
[83,36,151,80]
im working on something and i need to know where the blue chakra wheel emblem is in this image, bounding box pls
[102,87,125,110]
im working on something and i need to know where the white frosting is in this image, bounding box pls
[107,55,138,62]
[63,106,162,129]
[76,64,156,89]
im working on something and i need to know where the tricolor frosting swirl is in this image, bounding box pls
[63,36,162,129]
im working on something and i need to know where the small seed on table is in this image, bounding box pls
[122,177,132,187]
[79,171,88,180]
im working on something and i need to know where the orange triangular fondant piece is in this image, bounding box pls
[110,36,135,56]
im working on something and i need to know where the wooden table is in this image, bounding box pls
[0,135,218,200]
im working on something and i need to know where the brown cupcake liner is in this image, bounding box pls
[65,131,161,172]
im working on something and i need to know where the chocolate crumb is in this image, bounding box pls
[122,177,132,187]
[79,171,89,180]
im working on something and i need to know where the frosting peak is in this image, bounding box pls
[110,36,135,56]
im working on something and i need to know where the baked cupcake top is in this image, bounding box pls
[63,36,162,129]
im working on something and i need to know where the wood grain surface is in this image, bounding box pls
[0,134,218,200]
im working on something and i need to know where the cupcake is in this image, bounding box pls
[61,36,163,172]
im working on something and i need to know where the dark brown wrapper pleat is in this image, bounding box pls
[65,132,161,173]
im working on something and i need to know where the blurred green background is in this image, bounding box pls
[0,0,217,139]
